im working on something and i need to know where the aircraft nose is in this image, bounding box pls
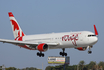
[88,36,98,45]
[92,37,98,44]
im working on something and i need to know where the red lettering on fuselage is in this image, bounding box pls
[62,33,81,46]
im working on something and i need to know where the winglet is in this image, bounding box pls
[94,25,98,35]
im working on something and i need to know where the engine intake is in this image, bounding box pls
[37,43,48,52]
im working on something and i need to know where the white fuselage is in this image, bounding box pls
[22,31,98,50]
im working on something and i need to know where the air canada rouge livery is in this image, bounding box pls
[0,12,98,57]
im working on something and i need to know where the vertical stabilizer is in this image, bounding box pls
[8,12,25,40]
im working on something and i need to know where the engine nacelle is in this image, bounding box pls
[37,43,48,52]
[76,47,87,51]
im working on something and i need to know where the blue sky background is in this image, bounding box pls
[0,0,104,69]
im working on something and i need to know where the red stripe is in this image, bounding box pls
[10,20,19,31]
[8,12,14,17]
[22,31,25,36]
[14,36,22,41]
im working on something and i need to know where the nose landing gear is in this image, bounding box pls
[60,48,67,56]
[88,51,92,54]
[88,46,92,54]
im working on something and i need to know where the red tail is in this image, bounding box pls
[8,12,25,40]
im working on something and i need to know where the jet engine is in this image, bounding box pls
[37,43,48,52]
[75,47,87,51]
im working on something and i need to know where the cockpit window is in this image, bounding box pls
[88,35,96,37]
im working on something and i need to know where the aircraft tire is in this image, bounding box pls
[88,51,92,54]
[62,53,64,56]
[60,52,62,55]
[42,53,44,57]
[37,52,45,57]
[37,52,39,56]
[39,54,41,57]
[65,53,67,56]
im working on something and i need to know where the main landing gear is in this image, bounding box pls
[88,51,92,54]
[88,46,92,54]
[60,48,67,56]
[37,52,44,57]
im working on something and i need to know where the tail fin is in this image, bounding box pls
[8,12,25,40]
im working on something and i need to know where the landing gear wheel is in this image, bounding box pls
[37,52,44,57]
[42,53,44,57]
[60,52,62,55]
[65,53,67,56]
[88,46,92,54]
[37,52,39,55]
[39,54,41,57]
[59,48,67,56]
[88,51,92,54]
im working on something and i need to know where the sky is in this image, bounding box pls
[0,0,104,69]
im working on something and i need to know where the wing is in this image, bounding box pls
[0,39,59,47]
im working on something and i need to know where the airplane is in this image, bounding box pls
[0,12,98,57]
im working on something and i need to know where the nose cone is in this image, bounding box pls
[93,37,98,44]
[90,37,98,45]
